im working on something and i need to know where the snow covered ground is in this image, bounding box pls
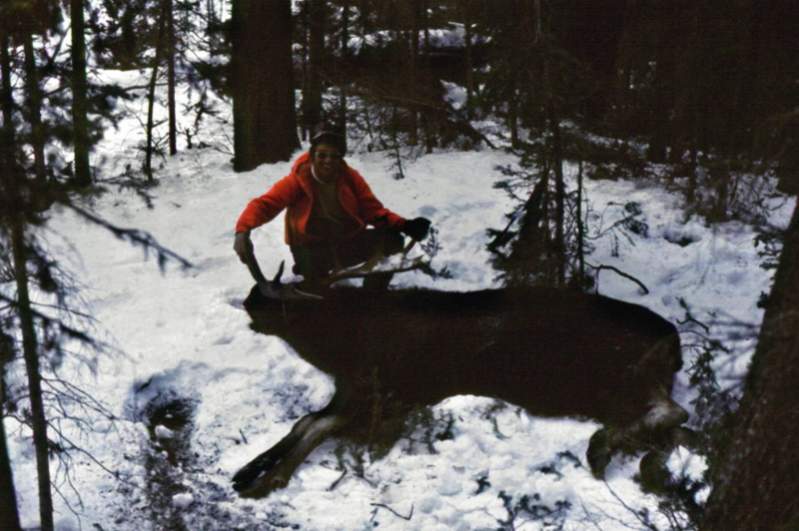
[6,79,795,530]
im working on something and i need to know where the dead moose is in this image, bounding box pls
[232,264,690,497]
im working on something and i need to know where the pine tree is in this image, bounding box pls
[231,0,299,170]
[70,0,91,186]
[701,202,799,530]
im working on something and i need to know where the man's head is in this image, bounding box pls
[310,130,346,157]
[310,130,345,183]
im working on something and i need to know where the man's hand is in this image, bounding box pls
[402,217,432,241]
[234,231,254,263]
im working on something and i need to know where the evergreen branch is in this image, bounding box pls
[65,205,193,271]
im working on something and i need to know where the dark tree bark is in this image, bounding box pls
[0,38,22,528]
[23,33,46,182]
[408,0,420,146]
[145,0,167,181]
[70,0,91,186]
[0,395,21,531]
[299,0,309,141]
[231,0,299,171]
[646,3,677,163]
[462,0,475,119]
[702,203,799,531]
[0,350,21,531]
[303,0,324,134]
[1,33,15,150]
[166,0,177,156]
[11,218,54,531]
[338,0,349,148]
[575,161,585,282]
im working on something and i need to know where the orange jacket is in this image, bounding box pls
[235,152,405,246]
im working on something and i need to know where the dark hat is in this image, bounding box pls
[311,129,346,156]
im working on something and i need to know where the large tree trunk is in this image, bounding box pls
[1,33,15,150]
[408,0,420,146]
[11,218,54,531]
[0,91,21,524]
[70,0,91,186]
[462,0,475,120]
[231,0,299,171]
[145,0,167,181]
[701,203,799,531]
[166,0,177,156]
[0,357,22,531]
[338,0,349,148]
[302,0,324,134]
[23,33,46,182]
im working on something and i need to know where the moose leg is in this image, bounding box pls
[233,400,349,497]
[586,388,689,480]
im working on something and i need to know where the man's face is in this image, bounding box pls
[311,143,342,183]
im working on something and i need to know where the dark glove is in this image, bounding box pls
[402,217,432,241]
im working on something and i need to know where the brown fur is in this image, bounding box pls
[233,284,687,496]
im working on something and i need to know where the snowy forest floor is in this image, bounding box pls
[5,72,796,530]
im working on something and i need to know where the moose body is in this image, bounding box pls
[233,281,689,496]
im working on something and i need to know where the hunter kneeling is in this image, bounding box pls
[233,129,431,289]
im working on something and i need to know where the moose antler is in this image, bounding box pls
[322,239,428,286]
[245,253,322,300]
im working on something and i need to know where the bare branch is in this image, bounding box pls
[589,263,650,295]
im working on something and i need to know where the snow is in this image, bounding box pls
[171,492,194,509]
[5,77,796,531]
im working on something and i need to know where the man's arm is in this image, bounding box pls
[233,175,299,262]
[235,175,299,233]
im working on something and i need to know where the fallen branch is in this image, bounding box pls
[370,503,414,521]
[589,264,650,295]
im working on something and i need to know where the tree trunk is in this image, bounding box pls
[23,34,46,183]
[0,388,21,531]
[533,0,566,285]
[1,33,15,151]
[408,0,420,146]
[576,160,585,282]
[463,1,475,119]
[11,218,54,531]
[338,0,349,148]
[166,0,177,156]
[145,0,167,182]
[702,204,799,530]
[303,0,324,133]
[0,344,22,531]
[231,0,299,171]
[551,108,566,285]
[647,3,677,163]
[299,0,309,141]
[70,0,91,186]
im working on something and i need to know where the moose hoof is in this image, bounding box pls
[638,450,671,494]
[587,428,613,479]
[232,451,285,493]
[234,470,290,498]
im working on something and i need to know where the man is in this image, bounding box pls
[233,130,431,288]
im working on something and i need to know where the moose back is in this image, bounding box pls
[232,281,688,496]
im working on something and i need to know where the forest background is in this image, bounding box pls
[2,1,799,529]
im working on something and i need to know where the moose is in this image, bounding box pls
[232,263,691,496]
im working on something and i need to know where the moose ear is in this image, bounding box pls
[272,261,285,284]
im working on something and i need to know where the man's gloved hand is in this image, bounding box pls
[402,217,432,241]
[234,231,254,263]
